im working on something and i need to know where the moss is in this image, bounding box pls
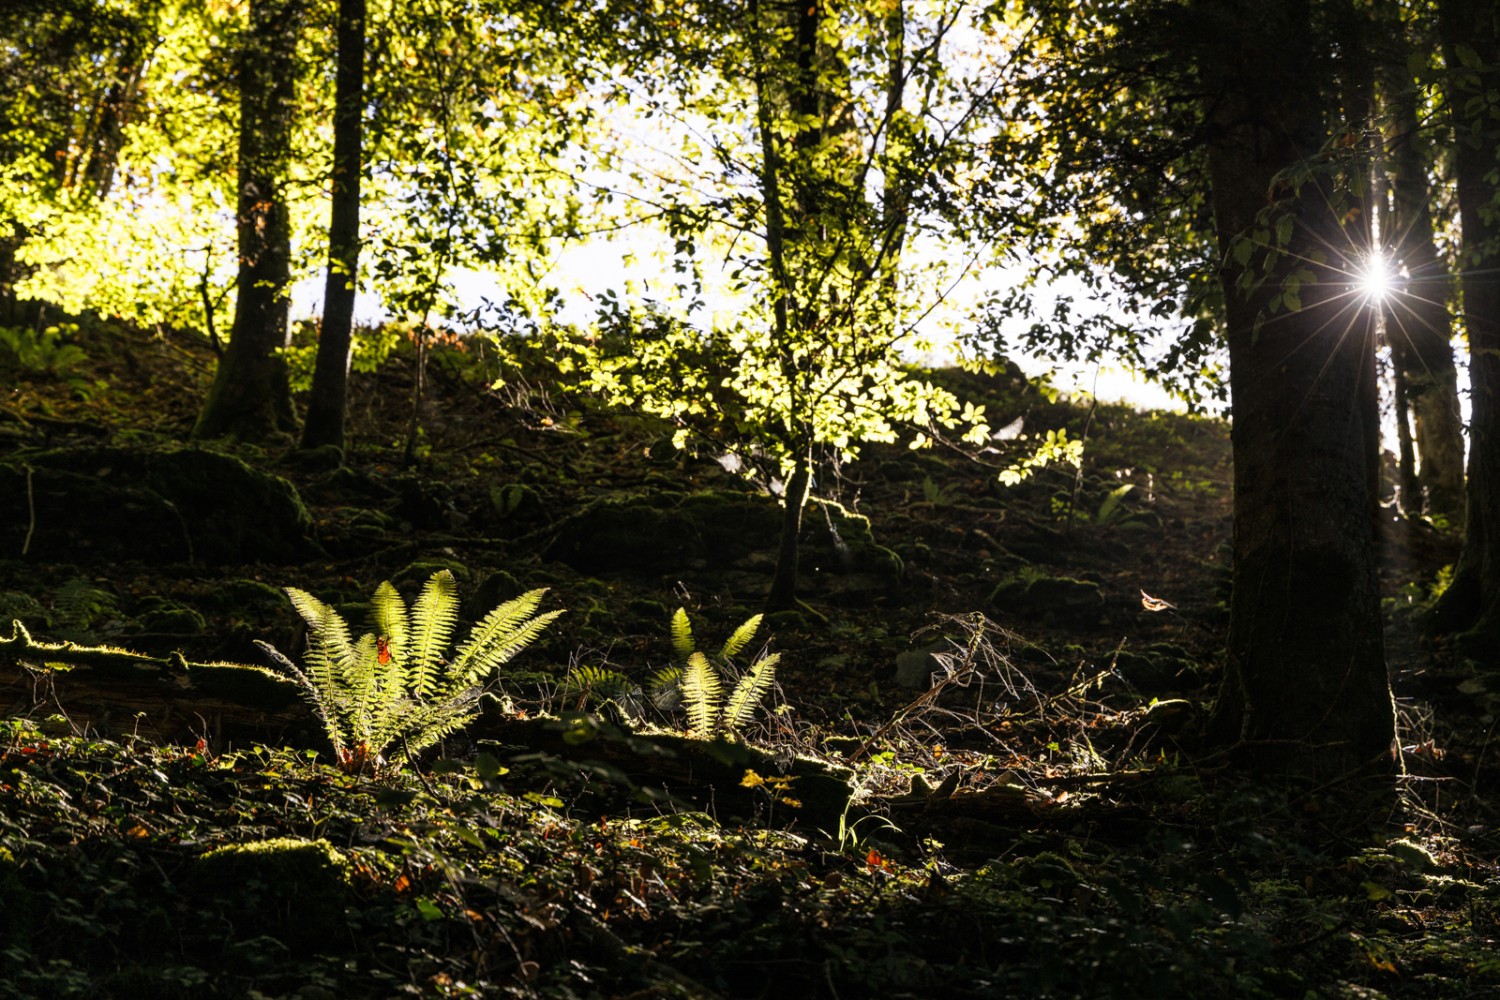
[188,837,350,950]
[394,560,472,592]
[185,661,303,710]
[134,598,207,635]
[1,446,318,565]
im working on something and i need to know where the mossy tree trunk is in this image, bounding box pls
[194,0,303,443]
[1201,0,1395,779]
[1428,0,1500,645]
[300,0,365,453]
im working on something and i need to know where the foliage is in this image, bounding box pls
[663,607,780,739]
[0,324,86,378]
[257,570,561,772]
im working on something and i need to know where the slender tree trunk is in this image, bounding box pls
[767,451,813,612]
[301,0,366,452]
[1429,0,1500,643]
[1202,0,1394,779]
[1380,44,1465,520]
[194,0,303,442]
[1391,360,1420,510]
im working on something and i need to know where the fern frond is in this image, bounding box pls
[723,653,779,734]
[681,651,722,739]
[451,589,560,683]
[346,633,382,746]
[562,665,635,702]
[408,571,460,700]
[285,587,354,691]
[457,610,563,687]
[256,640,347,760]
[719,614,763,661]
[371,580,410,665]
[394,690,483,755]
[670,607,695,660]
[649,665,684,710]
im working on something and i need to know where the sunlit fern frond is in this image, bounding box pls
[285,588,354,692]
[408,570,460,700]
[722,653,779,734]
[398,693,483,756]
[681,651,721,739]
[718,614,763,661]
[346,633,382,747]
[451,589,562,683]
[255,639,348,761]
[670,607,695,660]
[371,581,410,665]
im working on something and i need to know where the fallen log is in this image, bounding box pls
[0,620,317,749]
[0,621,858,830]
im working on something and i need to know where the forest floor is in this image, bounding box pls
[1,318,1498,999]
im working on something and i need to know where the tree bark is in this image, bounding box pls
[1379,38,1465,521]
[300,0,366,453]
[1201,0,1395,778]
[1429,0,1500,644]
[194,0,303,443]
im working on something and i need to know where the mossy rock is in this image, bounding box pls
[188,837,350,950]
[0,446,318,565]
[394,561,473,593]
[198,579,291,621]
[992,573,1104,624]
[545,491,902,599]
[133,597,207,635]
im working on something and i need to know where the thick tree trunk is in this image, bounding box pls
[194,0,303,443]
[300,0,366,453]
[1429,0,1500,644]
[1381,52,1465,520]
[1202,0,1394,778]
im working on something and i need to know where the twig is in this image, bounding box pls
[22,464,35,557]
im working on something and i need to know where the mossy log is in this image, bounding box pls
[0,621,861,829]
[470,712,858,831]
[0,620,317,748]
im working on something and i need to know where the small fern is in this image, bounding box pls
[667,608,780,740]
[257,570,562,774]
[559,663,643,722]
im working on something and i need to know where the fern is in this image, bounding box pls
[723,653,780,732]
[669,607,695,660]
[666,608,779,740]
[407,571,460,700]
[681,652,722,738]
[719,614,762,660]
[260,570,562,774]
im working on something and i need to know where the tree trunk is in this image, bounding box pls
[1202,0,1394,779]
[1429,0,1500,644]
[300,0,366,453]
[1380,43,1466,521]
[766,452,812,612]
[194,0,303,443]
